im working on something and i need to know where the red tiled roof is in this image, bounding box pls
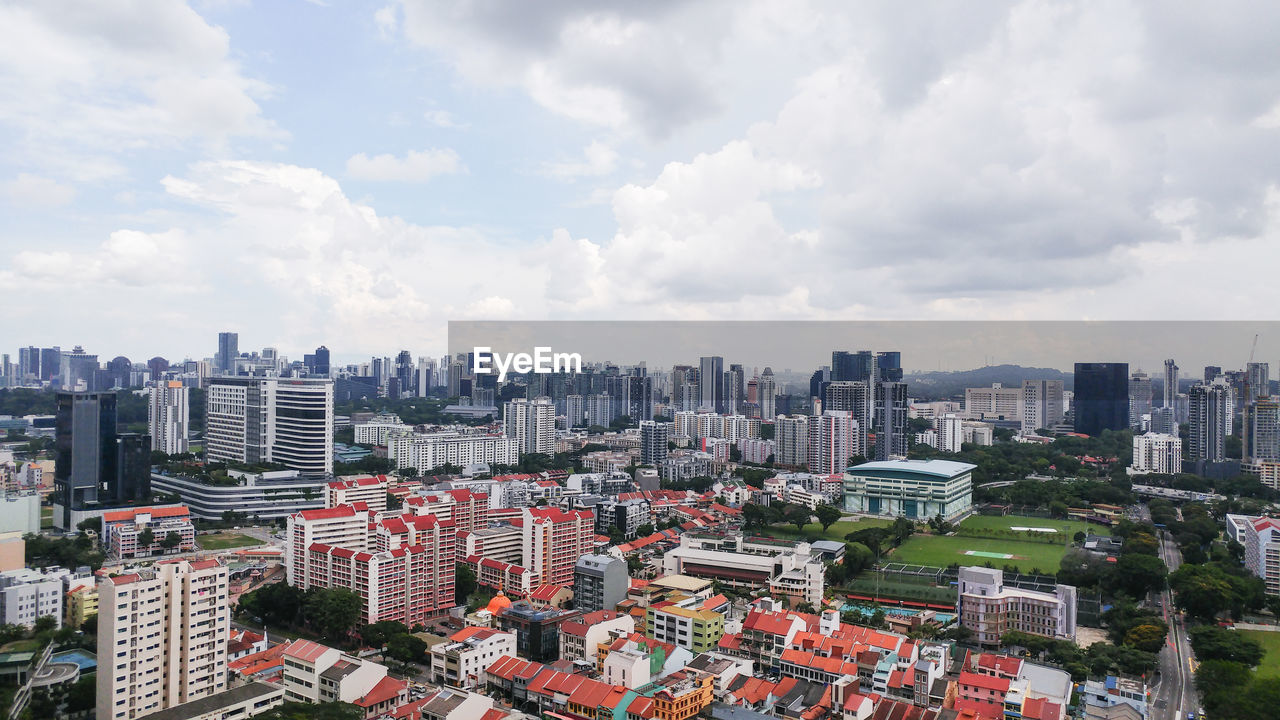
[1020,697,1061,720]
[282,639,331,663]
[102,505,190,522]
[353,676,405,707]
[297,505,360,520]
[959,671,1011,693]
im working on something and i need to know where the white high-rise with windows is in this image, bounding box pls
[776,415,809,468]
[1131,433,1182,474]
[640,420,668,466]
[205,377,334,477]
[1189,381,1230,462]
[503,397,555,456]
[758,368,777,421]
[1021,379,1065,432]
[935,414,964,453]
[148,380,189,455]
[808,410,857,474]
[97,559,229,720]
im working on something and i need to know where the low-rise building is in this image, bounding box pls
[842,459,975,521]
[957,566,1077,646]
[573,554,630,612]
[559,610,636,663]
[1080,676,1149,720]
[0,567,73,628]
[281,639,406,716]
[495,601,579,662]
[647,601,725,654]
[661,535,825,607]
[428,627,517,689]
[101,506,196,558]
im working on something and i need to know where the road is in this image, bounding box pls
[1153,529,1200,720]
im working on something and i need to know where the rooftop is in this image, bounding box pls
[847,458,978,478]
[143,682,281,720]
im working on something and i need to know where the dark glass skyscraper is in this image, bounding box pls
[831,350,874,383]
[1073,363,1130,436]
[217,331,239,374]
[314,345,330,376]
[876,351,903,382]
[54,392,152,529]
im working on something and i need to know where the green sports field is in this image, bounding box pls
[761,517,893,543]
[198,532,264,550]
[887,514,1102,574]
[1239,630,1280,679]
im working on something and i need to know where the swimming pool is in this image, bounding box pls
[52,649,97,673]
[840,603,955,625]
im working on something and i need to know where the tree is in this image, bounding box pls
[386,632,427,664]
[1113,553,1167,599]
[843,542,875,576]
[137,527,155,548]
[1123,624,1168,653]
[64,675,96,714]
[159,531,182,551]
[636,524,654,537]
[455,565,477,603]
[1189,625,1264,665]
[359,620,409,649]
[889,517,915,546]
[305,588,363,643]
[814,504,842,534]
[32,615,58,634]
[386,492,403,510]
[783,504,810,533]
[1170,564,1235,622]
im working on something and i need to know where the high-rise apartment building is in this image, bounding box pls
[936,414,964,453]
[758,368,777,421]
[96,559,229,720]
[1021,379,1065,433]
[1204,366,1223,385]
[874,381,908,461]
[148,381,189,455]
[573,555,630,613]
[1245,398,1280,466]
[1131,433,1182,475]
[54,391,151,529]
[1189,381,1230,462]
[205,377,334,477]
[1127,372,1152,429]
[1073,363,1130,436]
[1150,406,1177,435]
[216,332,239,374]
[640,420,668,466]
[1226,515,1280,597]
[776,415,809,468]
[699,356,724,412]
[504,397,555,456]
[808,410,857,474]
[823,381,871,453]
[1163,359,1179,409]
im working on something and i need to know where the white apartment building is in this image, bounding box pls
[428,627,516,689]
[205,377,334,477]
[388,432,519,471]
[504,397,555,456]
[965,383,1022,420]
[674,412,761,443]
[957,566,1077,646]
[738,437,776,464]
[326,474,389,513]
[935,414,964,453]
[1226,515,1280,596]
[353,418,410,445]
[962,422,995,446]
[281,639,397,705]
[148,381,189,455]
[808,410,858,474]
[96,559,230,720]
[776,415,809,468]
[0,567,74,628]
[1021,380,1065,433]
[1131,433,1182,475]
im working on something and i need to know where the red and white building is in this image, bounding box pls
[327,475,390,513]
[100,506,196,558]
[406,488,490,535]
[287,504,457,623]
[523,507,595,588]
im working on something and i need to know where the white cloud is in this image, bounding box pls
[423,110,467,129]
[0,1,281,176]
[374,4,398,39]
[542,140,619,179]
[10,229,189,287]
[345,149,465,182]
[2,174,76,208]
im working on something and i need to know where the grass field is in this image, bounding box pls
[40,506,52,529]
[1239,630,1280,679]
[199,532,264,550]
[957,514,1106,539]
[888,533,1071,574]
[760,517,893,543]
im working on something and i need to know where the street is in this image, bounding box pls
[1153,529,1200,720]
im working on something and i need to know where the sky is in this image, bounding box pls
[2,1,1280,366]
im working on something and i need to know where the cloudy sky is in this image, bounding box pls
[2,0,1279,365]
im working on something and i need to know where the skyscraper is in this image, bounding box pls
[59,346,99,391]
[39,347,61,382]
[875,351,903,383]
[776,414,809,468]
[313,345,331,376]
[1023,379,1066,432]
[395,350,414,397]
[504,397,555,456]
[699,356,724,412]
[808,410,856,473]
[758,367,777,421]
[217,332,239,374]
[724,364,745,415]
[874,381,908,460]
[1247,362,1270,405]
[1189,381,1230,462]
[824,381,871,453]
[1204,366,1222,385]
[148,381,190,455]
[640,420,668,466]
[1073,363,1130,436]
[1163,359,1179,409]
[1127,372,1152,429]
[1150,406,1177,435]
[1244,398,1280,465]
[831,350,874,383]
[205,377,334,477]
[53,392,151,530]
[97,559,229,719]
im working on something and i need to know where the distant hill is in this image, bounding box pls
[906,364,1073,401]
